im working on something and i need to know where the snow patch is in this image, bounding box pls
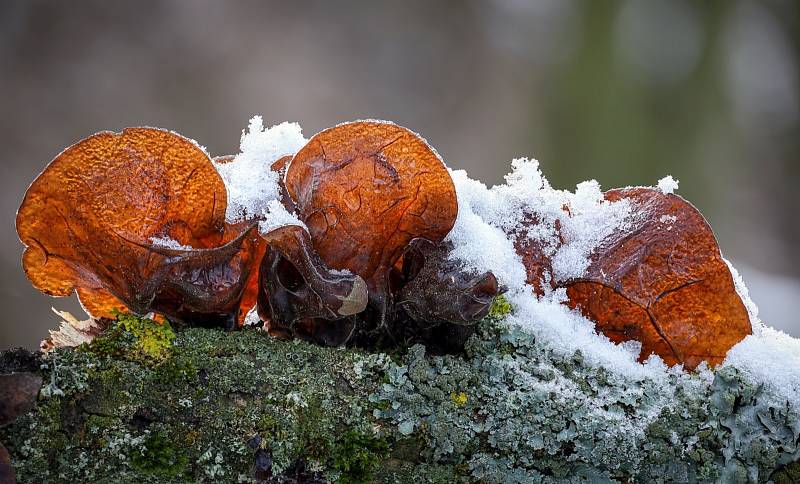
[724,326,800,405]
[721,258,800,405]
[258,199,306,233]
[213,116,307,231]
[657,175,679,194]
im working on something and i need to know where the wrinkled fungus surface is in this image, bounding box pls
[285,121,458,296]
[564,188,752,369]
[16,128,262,329]
[269,121,497,347]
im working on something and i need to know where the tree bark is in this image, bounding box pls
[0,314,798,483]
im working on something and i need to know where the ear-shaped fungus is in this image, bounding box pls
[285,122,458,289]
[278,121,462,342]
[17,128,264,330]
[563,188,752,370]
[392,238,501,352]
[258,225,368,345]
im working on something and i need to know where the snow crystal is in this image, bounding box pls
[149,236,192,250]
[445,168,529,291]
[724,258,761,332]
[445,159,631,289]
[549,179,631,281]
[505,290,672,380]
[213,116,307,228]
[720,258,800,405]
[657,175,679,194]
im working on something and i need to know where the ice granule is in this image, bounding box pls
[149,236,192,250]
[657,175,679,194]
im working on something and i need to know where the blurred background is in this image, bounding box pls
[1,0,798,349]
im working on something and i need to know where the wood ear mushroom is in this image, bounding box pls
[270,121,498,348]
[16,128,262,331]
[18,122,496,353]
[513,187,752,370]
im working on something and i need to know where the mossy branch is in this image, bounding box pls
[1,310,798,483]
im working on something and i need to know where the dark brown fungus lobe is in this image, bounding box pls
[284,121,458,329]
[392,239,502,352]
[563,188,751,370]
[397,239,499,325]
[257,225,368,345]
[17,128,261,330]
[129,222,266,329]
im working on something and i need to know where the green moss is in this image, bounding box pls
[82,312,175,364]
[151,354,197,385]
[330,430,390,483]
[130,428,189,478]
[488,294,512,318]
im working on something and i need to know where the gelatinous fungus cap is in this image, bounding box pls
[284,121,458,296]
[16,128,263,329]
[271,121,467,345]
[396,239,500,326]
[257,224,368,345]
[563,188,752,370]
[389,239,502,352]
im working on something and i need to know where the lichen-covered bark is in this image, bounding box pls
[0,312,798,483]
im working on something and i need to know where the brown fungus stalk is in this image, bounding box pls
[562,188,752,370]
[16,128,263,331]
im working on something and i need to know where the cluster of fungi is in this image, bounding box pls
[16,121,750,369]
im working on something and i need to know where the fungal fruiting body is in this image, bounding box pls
[269,121,497,347]
[562,188,751,370]
[17,120,750,369]
[16,127,366,342]
[16,128,255,328]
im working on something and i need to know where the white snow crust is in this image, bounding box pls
[149,236,192,250]
[213,116,307,233]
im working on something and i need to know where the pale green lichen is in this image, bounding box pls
[371,316,800,482]
[1,313,798,483]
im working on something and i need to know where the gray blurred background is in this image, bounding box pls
[1,0,798,349]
